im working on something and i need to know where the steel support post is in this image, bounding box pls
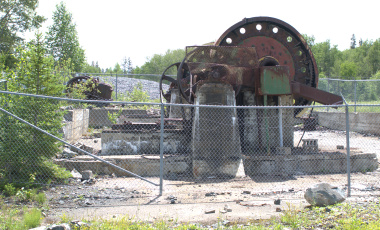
[159,103,165,195]
[115,73,118,101]
[354,80,357,113]
[342,94,351,197]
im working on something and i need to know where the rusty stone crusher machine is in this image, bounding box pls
[157,17,343,179]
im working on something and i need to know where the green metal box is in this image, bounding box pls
[260,66,291,95]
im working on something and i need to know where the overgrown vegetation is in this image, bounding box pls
[0,33,71,186]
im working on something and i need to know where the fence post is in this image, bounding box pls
[115,73,118,101]
[278,98,283,148]
[342,94,351,197]
[159,102,165,196]
[354,80,357,113]
[327,79,330,112]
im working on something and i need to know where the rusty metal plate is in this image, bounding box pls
[291,81,343,105]
[185,46,259,68]
[177,46,259,103]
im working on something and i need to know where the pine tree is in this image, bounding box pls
[46,2,86,72]
[350,34,356,49]
[0,33,70,184]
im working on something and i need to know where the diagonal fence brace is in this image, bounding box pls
[0,106,159,187]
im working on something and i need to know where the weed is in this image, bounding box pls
[3,183,16,196]
[60,213,72,224]
[15,187,37,202]
[35,192,47,205]
[107,107,123,124]
[23,207,42,229]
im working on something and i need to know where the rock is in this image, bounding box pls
[242,191,251,194]
[62,148,77,158]
[47,223,71,230]
[29,226,47,230]
[276,207,282,212]
[70,169,82,179]
[274,199,281,205]
[81,170,93,180]
[71,220,91,229]
[205,192,216,197]
[205,209,216,214]
[304,183,345,206]
[224,204,232,212]
[167,195,177,200]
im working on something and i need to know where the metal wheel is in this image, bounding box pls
[177,47,245,104]
[159,62,180,103]
[214,16,318,107]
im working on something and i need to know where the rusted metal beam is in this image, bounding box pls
[291,81,343,105]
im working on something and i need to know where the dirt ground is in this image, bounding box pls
[41,128,380,225]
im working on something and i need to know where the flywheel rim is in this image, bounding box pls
[215,16,318,107]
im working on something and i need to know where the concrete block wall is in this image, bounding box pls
[315,112,380,135]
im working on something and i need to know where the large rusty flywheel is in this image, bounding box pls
[215,16,319,107]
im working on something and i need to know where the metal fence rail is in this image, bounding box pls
[0,90,379,205]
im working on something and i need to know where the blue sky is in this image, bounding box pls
[29,0,379,70]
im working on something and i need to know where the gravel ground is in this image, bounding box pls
[36,127,380,225]
[98,76,169,100]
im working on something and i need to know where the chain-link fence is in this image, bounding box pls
[71,73,170,101]
[319,78,380,111]
[0,90,379,206]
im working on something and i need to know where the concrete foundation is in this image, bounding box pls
[243,152,378,177]
[101,130,189,155]
[315,111,380,135]
[192,83,242,178]
[55,151,378,178]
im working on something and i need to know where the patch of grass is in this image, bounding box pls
[22,207,42,229]
[35,192,47,205]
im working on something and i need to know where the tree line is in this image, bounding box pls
[1,1,379,83]
[304,34,380,79]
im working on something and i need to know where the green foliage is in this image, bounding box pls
[133,49,185,82]
[311,39,342,77]
[66,77,99,100]
[22,207,42,229]
[107,107,123,124]
[125,82,150,102]
[82,61,102,73]
[46,2,86,72]
[35,192,46,205]
[0,33,70,184]
[302,34,315,48]
[340,61,358,79]
[0,0,45,69]
[3,183,16,196]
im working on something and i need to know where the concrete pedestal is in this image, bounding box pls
[192,83,242,179]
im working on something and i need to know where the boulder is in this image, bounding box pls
[304,183,345,206]
[81,170,94,180]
